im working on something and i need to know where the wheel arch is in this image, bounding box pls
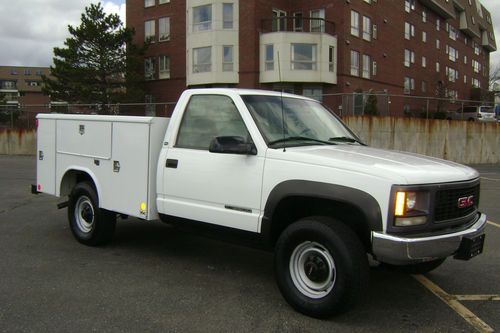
[59,167,101,202]
[261,180,383,250]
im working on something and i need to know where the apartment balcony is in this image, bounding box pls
[260,17,337,85]
[420,0,456,19]
[482,30,497,52]
[459,11,480,38]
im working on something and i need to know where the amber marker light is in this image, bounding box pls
[394,192,406,216]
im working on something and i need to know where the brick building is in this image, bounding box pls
[0,66,51,106]
[126,0,496,115]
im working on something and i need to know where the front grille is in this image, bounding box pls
[434,184,480,222]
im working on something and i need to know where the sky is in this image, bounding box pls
[0,0,499,69]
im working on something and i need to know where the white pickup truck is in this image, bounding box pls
[34,88,487,318]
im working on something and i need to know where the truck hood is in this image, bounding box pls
[275,145,478,184]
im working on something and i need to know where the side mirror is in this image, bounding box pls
[209,136,257,155]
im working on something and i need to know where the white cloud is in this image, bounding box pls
[0,1,126,67]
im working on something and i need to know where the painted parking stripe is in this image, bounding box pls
[455,295,500,301]
[480,177,500,181]
[413,275,494,333]
[487,221,500,228]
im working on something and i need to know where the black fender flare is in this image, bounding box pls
[261,180,383,243]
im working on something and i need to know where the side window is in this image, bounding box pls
[176,95,250,150]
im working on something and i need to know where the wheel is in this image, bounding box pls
[274,216,369,318]
[68,182,116,246]
[381,258,446,274]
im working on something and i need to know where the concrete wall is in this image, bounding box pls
[1,119,499,164]
[0,129,36,155]
[344,117,500,164]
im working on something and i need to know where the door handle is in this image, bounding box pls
[166,159,178,168]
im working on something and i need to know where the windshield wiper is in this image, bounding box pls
[328,136,366,145]
[268,136,336,147]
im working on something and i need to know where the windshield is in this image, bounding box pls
[479,106,494,113]
[242,95,361,148]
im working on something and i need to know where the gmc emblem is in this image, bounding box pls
[457,196,474,209]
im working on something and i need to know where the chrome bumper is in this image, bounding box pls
[372,213,487,265]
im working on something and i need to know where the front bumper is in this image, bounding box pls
[372,213,487,265]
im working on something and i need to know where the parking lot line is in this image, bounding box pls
[480,177,500,181]
[487,221,500,228]
[413,275,494,333]
[455,295,500,301]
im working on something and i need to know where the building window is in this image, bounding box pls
[472,60,480,73]
[159,17,170,41]
[422,10,427,22]
[159,0,170,4]
[303,86,323,102]
[265,44,274,71]
[363,16,371,41]
[193,4,212,32]
[448,46,458,62]
[436,62,440,72]
[145,0,154,8]
[422,31,427,42]
[223,3,233,29]
[372,24,378,39]
[404,77,414,94]
[193,47,212,73]
[329,46,335,72]
[404,22,414,40]
[404,0,415,12]
[422,56,427,68]
[464,75,467,84]
[310,9,325,33]
[291,44,317,70]
[351,10,360,37]
[449,26,457,40]
[144,58,155,80]
[372,61,377,76]
[422,81,427,93]
[436,39,440,49]
[272,9,286,32]
[145,20,155,42]
[362,54,371,79]
[293,12,303,31]
[24,69,31,75]
[436,19,440,31]
[223,45,233,72]
[35,70,42,75]
[159,55,170,79]
[350,50,359,76]
[404,49,414,67]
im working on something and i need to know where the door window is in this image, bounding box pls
[176,95,250,150]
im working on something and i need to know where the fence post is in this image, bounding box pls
[10,108,14,128]
[461,102,464,120]
[426,99,430,119]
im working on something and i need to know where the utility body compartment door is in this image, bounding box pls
[36,118,56,195]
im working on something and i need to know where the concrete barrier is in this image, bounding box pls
[1,118,499,164]
[344,117,500,164]
[0,129,37,155]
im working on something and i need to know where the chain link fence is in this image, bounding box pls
[1,94,497,130]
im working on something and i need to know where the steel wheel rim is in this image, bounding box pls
[289,241,336,299]
[75,196,94,233]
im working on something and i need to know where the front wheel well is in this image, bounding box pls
[60,170,96,197]
[269,196,372,251]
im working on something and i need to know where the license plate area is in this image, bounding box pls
[454,234,485,260]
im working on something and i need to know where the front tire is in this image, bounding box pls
[274,216,369,318]
[68,182,116,246]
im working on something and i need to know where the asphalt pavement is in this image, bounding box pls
[0,155,498,332]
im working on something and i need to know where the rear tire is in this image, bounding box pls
[68,182,116,246]
[274,216,369,318]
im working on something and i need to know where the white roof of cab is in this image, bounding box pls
[184,88,315,101]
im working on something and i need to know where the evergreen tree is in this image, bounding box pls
[42,3,146,113]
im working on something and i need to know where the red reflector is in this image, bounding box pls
[37,184,41,191]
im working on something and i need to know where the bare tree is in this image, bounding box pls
[489,62,500,93]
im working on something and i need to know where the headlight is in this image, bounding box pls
[393,191,430,227]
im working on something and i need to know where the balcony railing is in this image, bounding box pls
[261,17,335,35]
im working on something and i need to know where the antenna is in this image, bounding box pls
[277,51,286,152]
